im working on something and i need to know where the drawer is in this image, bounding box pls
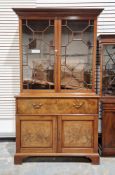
[16,98,98,115]
[102,103,115,110]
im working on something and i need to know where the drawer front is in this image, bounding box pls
[17,98,98,114]
[103,103,115,110]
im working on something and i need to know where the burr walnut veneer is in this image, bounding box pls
[13,8,103,164]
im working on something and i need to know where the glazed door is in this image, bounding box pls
[58,115,98,153]
[60,19,95,93]
[21,18,96,94]
[22,19,56,91]
[102,44,115,96]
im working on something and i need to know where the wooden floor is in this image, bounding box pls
[0,141,115,175]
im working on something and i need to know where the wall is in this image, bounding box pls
[0,0,115,137]
[0,0,35,137]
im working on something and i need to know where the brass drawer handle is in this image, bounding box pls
[73,100,84,109]
[32,103,43,109]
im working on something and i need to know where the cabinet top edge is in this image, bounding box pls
[13,8,103,17]
[98,35,115,44]
[101,97,115,101]
[15,93,100,98]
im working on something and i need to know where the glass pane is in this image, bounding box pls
[22,20,55,90]
[61,20,94,91]
[102,45,115,95]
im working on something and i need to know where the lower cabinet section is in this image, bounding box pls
[101,98,115,156]
[15,115,99,164]
[102,111,115,156]
[15,96,99,164]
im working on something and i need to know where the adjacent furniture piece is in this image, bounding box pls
[13,8,103,164]
[98,35,115,156]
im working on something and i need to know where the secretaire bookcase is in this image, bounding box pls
[13,8,103,164]
[98,35,115,156]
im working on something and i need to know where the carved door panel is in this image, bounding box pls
[20,116,57,153]
[58,116,97,153]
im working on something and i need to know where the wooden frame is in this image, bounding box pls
[13,8,103,164]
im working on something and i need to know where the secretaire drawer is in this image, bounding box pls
[102,103,115,110]
[16,98,98,115]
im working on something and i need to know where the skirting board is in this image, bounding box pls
[0,132,15,138]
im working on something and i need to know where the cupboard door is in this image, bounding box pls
[58,116,98,153]
[19,116,57,153]
[102,111,115,154]
[102,44,115,96]
[22,19,55,91]
[60,20,95,92]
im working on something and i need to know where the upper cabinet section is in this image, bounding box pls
[13,8,103,93]
[98,35,115,96]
